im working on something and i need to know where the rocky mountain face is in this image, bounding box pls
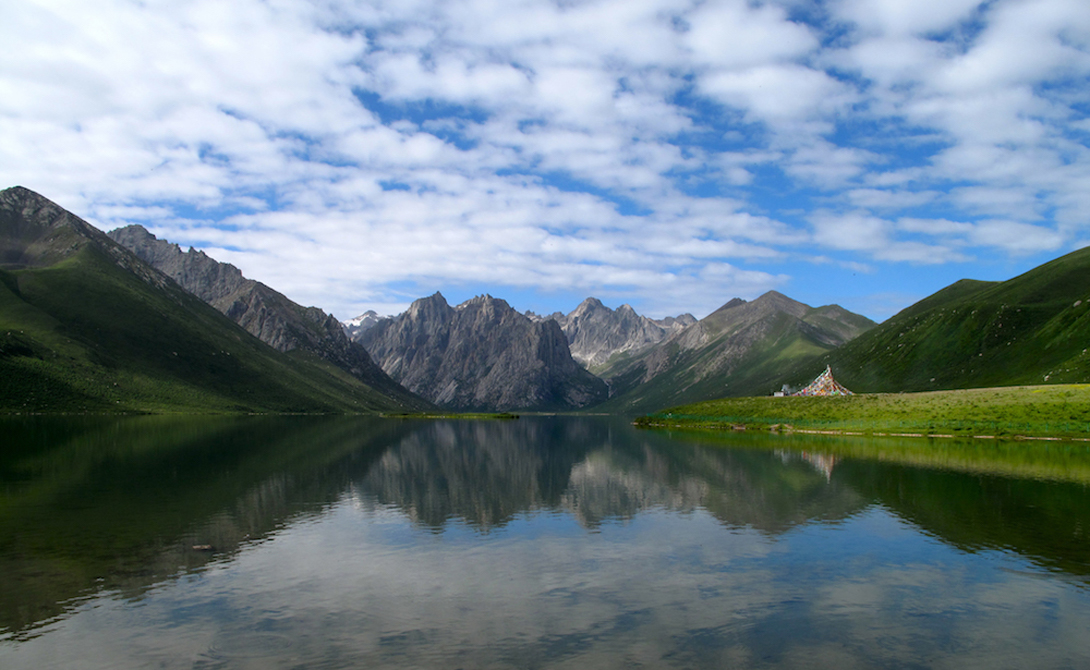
[108,224,425,407]
[356,293,609,411]
[548,298,696,370]
[594,291,876,413]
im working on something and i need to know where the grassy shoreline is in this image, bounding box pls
[634,384,1090,440]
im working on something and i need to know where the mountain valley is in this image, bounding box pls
[6,184,1090,416]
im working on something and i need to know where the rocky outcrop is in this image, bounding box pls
[108,224,425,407]
[357,293,609,411]
[549,298,696,370]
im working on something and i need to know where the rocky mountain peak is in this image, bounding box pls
[357,293,607,411]
[573,297,606,313]
[1,188,174,290]
[457,293,512,315]
[406,292,453,320]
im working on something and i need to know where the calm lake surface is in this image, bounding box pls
[2,415,1090,669]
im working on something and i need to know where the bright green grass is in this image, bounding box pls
[636,385,1090,439]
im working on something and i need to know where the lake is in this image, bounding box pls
[2,415,1090,668]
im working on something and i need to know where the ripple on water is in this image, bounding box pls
[206,631,294,659]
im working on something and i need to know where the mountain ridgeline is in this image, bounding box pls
[346,291,876,414]
[355,293,609,412]
[106,224,423,408]
[0,186,429,414]
[545,297,697,370]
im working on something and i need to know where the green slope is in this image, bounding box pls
[594,315,829,414]
[785,246,1090,393]
[0,188,429,414]
[592,293,875,415]
[638,385,1090,440]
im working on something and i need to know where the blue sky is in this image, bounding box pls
[3,0,1089,321]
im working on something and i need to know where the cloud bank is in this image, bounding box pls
[2,0,1088,319]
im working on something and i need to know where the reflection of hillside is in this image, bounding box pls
[561,449,708,526]
[838,461,1090,580]
[0,416,411,636]
[561,434,865,531]
[355,418,865,533]
[658,429,1090,581]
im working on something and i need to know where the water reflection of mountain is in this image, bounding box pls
[0,415,412,636]
[562,437,865,531]
[7,415,1090,638]
[353,417,866,532]
[351,417,602,529]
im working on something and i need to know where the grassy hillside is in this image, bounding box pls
[0,244,424,414]
[594,313,832,414]
[636,385,1090,439]
[592,294,875,415]
[783,246,1090,394]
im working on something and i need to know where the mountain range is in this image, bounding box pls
[6,185,1089,415]
[343,290,875,414]
[588,291,876,413]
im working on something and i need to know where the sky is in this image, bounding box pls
[2,0,1089,322]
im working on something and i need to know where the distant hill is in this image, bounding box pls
[592,291,876,414]
[0,186,430,413]
[792,246,1090,393]
[356,292,608,411]
[107,224,425,409]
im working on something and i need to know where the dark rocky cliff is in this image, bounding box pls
[358,293,609,411]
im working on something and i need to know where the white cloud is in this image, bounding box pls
[2,0,1088,321]
[967,219,1066,253]
[834,0,984,37]
[810,212,969,263]
[685,1,817,68]
[700,64,851,123]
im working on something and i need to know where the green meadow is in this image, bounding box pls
[635,384,1090,440]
